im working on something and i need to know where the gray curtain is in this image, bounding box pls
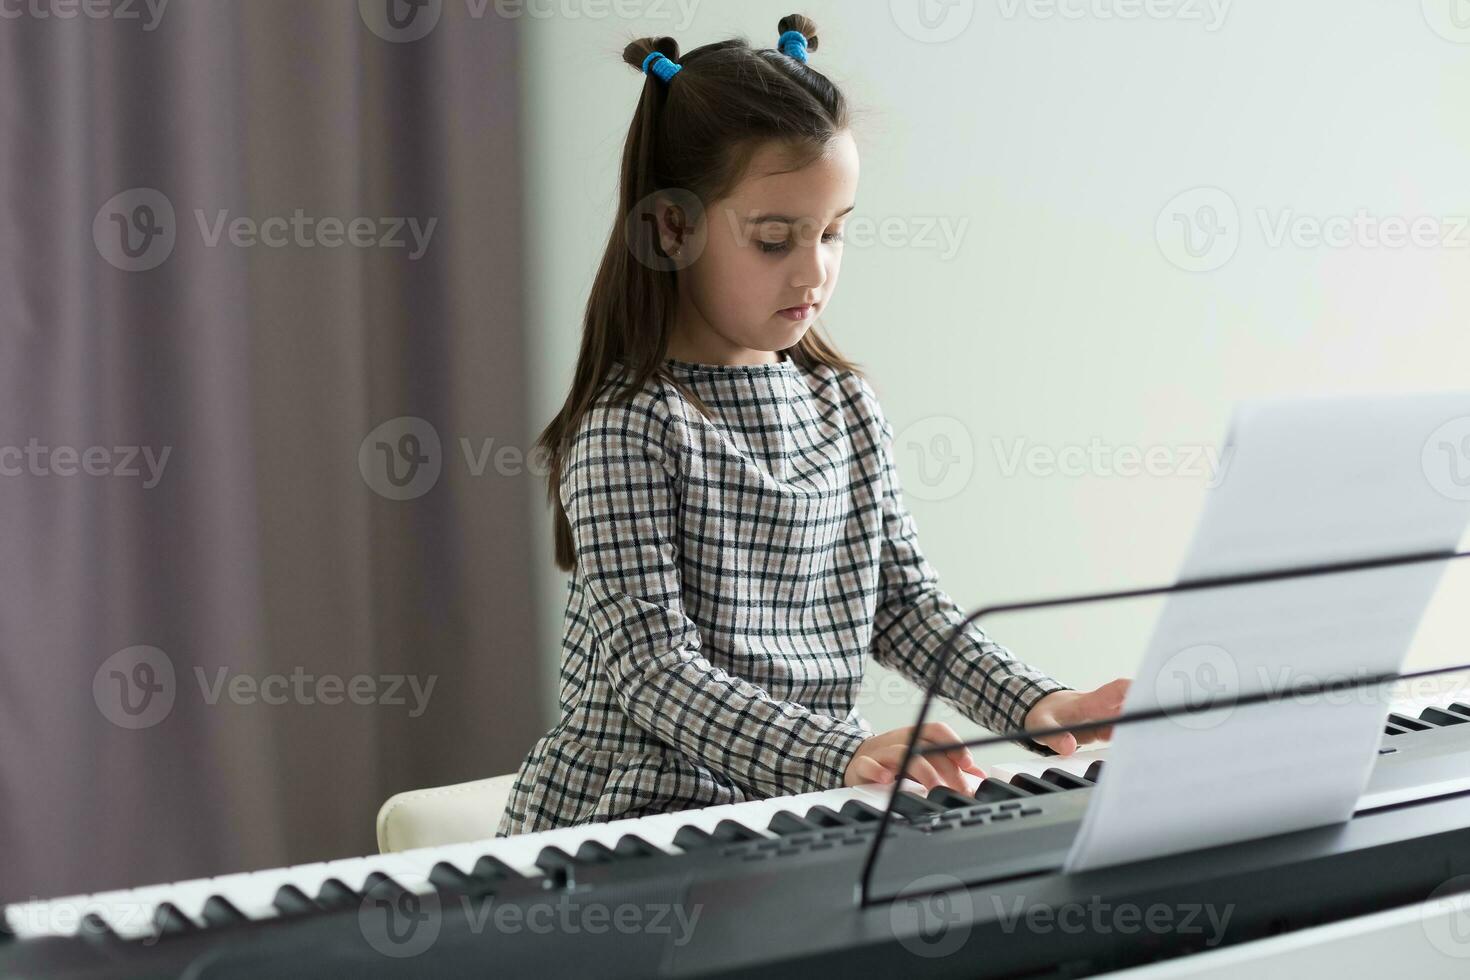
[0,1,543,904]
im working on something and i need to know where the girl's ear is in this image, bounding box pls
[657,199,689,254]
[654,195,707,268]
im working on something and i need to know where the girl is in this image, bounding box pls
[496,14,1128,838]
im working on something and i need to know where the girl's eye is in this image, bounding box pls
[757,232,844,255]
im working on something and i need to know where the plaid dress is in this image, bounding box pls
[495,352,1069,837]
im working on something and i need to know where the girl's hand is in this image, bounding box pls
[843,722,985,793]
[1022,678,1132,755]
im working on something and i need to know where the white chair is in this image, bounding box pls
[375,773,519,853]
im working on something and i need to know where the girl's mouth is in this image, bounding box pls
[777,304,814,321]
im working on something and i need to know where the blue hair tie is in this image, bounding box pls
[777,29,808,63]
[641,50,682,84]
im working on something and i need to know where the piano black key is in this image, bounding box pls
[1447,703,1470,720]
[316,878,360,910]
[889,791,948,820]
[710,819,763,842]
[1420,706,1470,727]
[151,902,197,935]
[1008,774,1060,795]
[1084,760,1106,782]
[971,779,1034,802]
[1041,769,1093,791]
[1387,713,1432,732]
[574,840,619,863]
[534,845,579,876]
[800,806,851,828]
[472,855,522,881]
[672,826,719,851]
[273,884,317,916]
[200,896,248,929]
[429,861,477,894]
[927,786,981,810]
[768,810,822,835]
[838,800,885,823]
[78,913,118,943]
[612,834,663,859]
[363,872,411,902]
[1385,722,1411,736]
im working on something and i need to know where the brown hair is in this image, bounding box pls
[540,13,867,571]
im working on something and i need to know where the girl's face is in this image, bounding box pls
[663,131,859,366]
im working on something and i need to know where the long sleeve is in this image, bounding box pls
[563,393,869,798]
[859,381,1071,754]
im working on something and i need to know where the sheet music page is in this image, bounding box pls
[1064,391,1470,872]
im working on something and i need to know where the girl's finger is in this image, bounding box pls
[1039,731,1078,756]
[877,745,944,789]
[848,756,895,787]
[917,739,969,792]
[954,751,985,778]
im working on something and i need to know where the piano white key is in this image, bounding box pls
[85,885,177,940]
